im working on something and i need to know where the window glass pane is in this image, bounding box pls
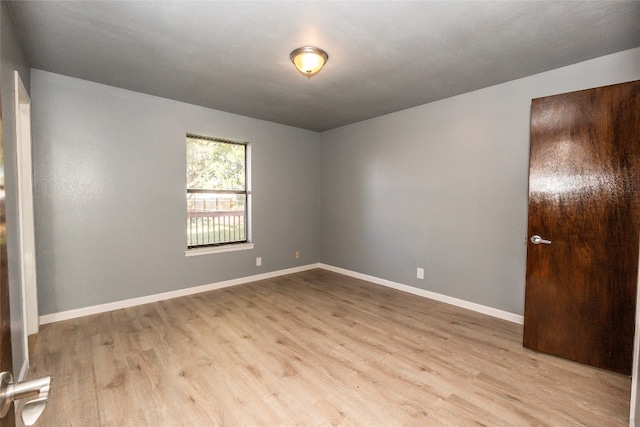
[186,136,245,191]
[187,192,246,247]
[186,134,249,248]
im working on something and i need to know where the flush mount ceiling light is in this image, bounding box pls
[290,46,329,77]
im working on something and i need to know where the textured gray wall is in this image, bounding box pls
[31,48,640,319]
[2,1,32,377]
[23,47,640,422]
[319,48,640,316]
[31,70,321,315]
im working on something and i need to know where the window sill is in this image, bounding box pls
[185,243,255,257]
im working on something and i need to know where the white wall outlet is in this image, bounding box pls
[417,268,424,280]
[295,251,300,259]
[256,257,262,266]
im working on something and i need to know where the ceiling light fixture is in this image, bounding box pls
[290,46,328,77]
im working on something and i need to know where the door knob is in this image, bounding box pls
[530,235,552,245]
[0,371,51,426]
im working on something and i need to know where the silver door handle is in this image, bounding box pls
[0,371,51,425]
[531,235,551,245]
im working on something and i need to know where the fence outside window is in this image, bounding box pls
[187,192,246,247]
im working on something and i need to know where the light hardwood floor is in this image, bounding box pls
[23,269,630,426]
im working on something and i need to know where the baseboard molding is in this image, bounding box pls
[39,263,322,325]
[40,262,523,326]
[319,264,524,325]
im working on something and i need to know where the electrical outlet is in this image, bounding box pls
[417,268,424,280]
[256,257,262,266]
[295,251,300,259]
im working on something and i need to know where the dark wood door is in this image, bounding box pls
[523,80,640,375]
[0,83,16,426]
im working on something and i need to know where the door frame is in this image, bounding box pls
[14,71,38,363]
[630,239,640,424]
[0,60,16,427]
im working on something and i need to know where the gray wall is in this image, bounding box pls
[1,1,32,376]
[21,41,640,425]
[31,70,321,315]
[319,47,640,316]
[30,48,640,319]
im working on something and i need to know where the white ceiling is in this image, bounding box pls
[7,1,640,132]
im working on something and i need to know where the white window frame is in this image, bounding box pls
[185,134,253,256]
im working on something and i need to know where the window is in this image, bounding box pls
[186,134,249,249]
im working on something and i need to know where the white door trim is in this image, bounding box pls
[629,232,640,426]
[14,71,38,358]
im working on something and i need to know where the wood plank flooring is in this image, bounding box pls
[22,269,630,426]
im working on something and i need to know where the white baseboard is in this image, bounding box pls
[39,263,322,325]
[40,262,523,326]
[319,264,524,325]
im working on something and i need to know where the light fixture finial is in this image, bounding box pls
[290,46,328,77]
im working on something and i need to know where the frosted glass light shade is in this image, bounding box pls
[290,46,328,77]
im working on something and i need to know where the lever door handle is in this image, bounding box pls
[0,371,51,426]
[22,397,49,426]
[530,235,551,245]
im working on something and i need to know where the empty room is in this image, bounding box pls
[0,1,639,426]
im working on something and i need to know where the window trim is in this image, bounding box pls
[184,242,255,257]
[186,133,251,251]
